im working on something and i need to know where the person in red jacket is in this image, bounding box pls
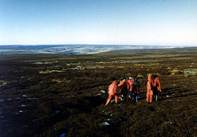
[146,75,154,103]
[118,78,129,101]
[153,75,161,102]
[105,80,118,106]
[127,77,134,99]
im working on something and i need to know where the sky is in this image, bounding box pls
[0,0,197,46]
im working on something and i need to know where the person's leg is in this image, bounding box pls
[133,91,136,101]
[153,87,156,101]
[121,93,124,101]
[150,90,153,103]
[156,91,160,102]
[123,92,127,102]
[129,91,132,98]
[155,95,158,102]
[146,91,150,102]
[115,95,118,103]
[136,93,138,102]
[105,94,112,106]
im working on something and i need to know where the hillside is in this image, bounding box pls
[0,48,196,137]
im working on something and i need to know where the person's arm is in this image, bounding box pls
[157,80,161,92]
[127,82,130,90]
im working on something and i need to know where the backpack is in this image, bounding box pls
[133,78,140,87]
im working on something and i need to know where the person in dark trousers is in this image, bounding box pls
[133,77,140,102]
[118,78,129,101]
[153,75,161,102]
[127,77,134,100]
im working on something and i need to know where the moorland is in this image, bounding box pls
[0,47,196,137]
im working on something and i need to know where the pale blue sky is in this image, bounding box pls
[0,0,197,46]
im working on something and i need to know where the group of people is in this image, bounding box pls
[105,75,161,106]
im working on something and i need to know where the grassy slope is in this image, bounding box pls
[0,48,196,137]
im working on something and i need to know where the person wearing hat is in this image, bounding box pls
[127,77,134,100]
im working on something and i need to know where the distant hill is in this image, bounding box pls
[0,45,187,54]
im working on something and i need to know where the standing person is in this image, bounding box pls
[153,75,161,102]
[105,80,118,106]
[133,77,140,102]
[146,75,154,103]
[118,78,129,101]
[127,77,134,99]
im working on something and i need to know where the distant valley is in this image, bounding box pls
[0,45,189,54]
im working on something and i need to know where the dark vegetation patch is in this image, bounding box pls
[0,48,196,137]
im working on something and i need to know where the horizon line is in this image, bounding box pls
[0,44,196,47]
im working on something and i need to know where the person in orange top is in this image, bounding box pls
[146,75,154,103]
[127,77,134,99]
[118,78,129,101]
[153,75,161,102]
[105,80,118,106]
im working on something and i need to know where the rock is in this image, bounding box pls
[55,111,61,114]
[27,98,39,100]
[20,104,26,107]
[60,133,67,137]
[110,99,115,103]
[22,94,28,98]
[163,121,173,124]
[99,122,111,126]
[96,93,101,96]
[173,84,176,87]
[183,68,197,75]
[100,90,106,94]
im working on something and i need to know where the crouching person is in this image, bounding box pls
[105,79,118,106]
[118,78,129,102]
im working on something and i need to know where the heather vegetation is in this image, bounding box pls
[0,48,196,137]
